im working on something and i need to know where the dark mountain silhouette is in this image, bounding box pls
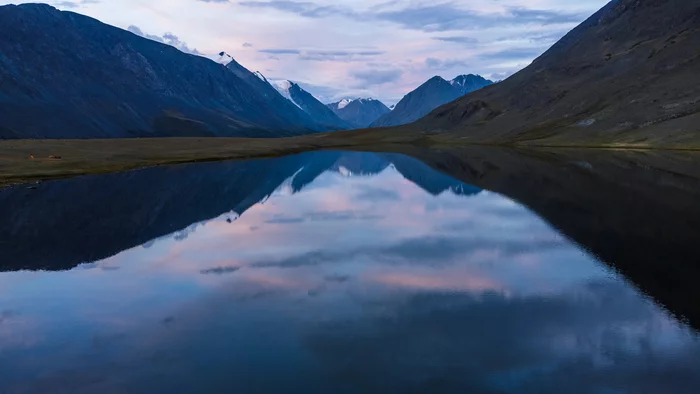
[371,75,492,127]
[327,98,391,128]
[412,0,700,147]
[0,4,328,139]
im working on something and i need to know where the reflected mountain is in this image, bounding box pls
[0,151,479,272]
[401,147,700,329]
[3,147,700,332]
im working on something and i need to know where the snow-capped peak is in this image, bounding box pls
[269,79,302,110]
[336,98,377,109]
[337,98,354,109]
[216,51,235,65]
[253,71,267,82]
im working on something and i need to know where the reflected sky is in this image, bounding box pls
[1,152,699,394]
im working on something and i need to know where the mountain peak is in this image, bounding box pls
[371,73,493,127]
[216,51,234,65]
[450,74,489,85]
[328,98,391,128]
[426,75,448,83]
[337,98,354,109]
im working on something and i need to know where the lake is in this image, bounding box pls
[1,149,700,393]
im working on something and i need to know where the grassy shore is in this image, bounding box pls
[1,129,698,188]
[0,128,427,187]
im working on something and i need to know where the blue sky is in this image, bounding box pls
[5,0,608,104]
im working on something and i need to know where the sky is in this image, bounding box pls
[3,0,608,104]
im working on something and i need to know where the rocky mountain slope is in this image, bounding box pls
[0,4,327,139]
[328,98,391,128]
[371,75,492,127]
[270,80,350,130]
[412,0,700,147]
[216,53,333,131]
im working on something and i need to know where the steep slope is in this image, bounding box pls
[216,52,327,131]
[328,98,391,128]
[413,0,700,147]
[371,75,493,127]
[0,4,323,139]
[270,80,350,130]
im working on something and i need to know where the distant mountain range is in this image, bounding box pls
[411,0,700,146]
[371,75,493,128]
[327,98,391,128]
[0,4,336,138]
[0,3,497,139]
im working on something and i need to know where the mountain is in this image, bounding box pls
[0,4,327,139]
[411,0,700,147]
[371,75,493,128]
[450,74,495,96]
[269,79,350,130]
[215,52,330,131]
[327,98,391,128]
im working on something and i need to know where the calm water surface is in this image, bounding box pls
[1,151,699,393]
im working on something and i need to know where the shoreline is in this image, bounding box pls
[2,136,700,188]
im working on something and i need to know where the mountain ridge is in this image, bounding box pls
[410,0,700,146]
[371,74,493,128]
[0,4,329,138]
[269,79,351,130]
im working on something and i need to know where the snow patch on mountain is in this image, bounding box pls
[337,98,353,109]
[270,79,302,109]
[253,71,267,82]
[216,51,234,65]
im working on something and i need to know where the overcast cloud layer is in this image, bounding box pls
[4,0,608,104]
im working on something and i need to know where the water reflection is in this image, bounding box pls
[1,150,699,393]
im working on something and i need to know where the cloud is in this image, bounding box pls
[52,0,99,9]
[432,36,478,45]
[239,0,352,18]
[239,1,586,32]
[264,210,383,225]
[354,185,401,202]
[425,57,469,70]
[200,266,241,275]
[242,42,253,47]
[127,25,202,55]
[302,282,700,393]
[258,48,384,62]
[350,68,403,87]
[250,234,566,269]
[480,47,545,61]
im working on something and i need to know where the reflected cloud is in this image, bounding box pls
[251,235,568,269]
[302,281,699,393]
[263,209,384,225]
[354,185,402,202]
[200,266,242,275]
[2,149,700,392]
